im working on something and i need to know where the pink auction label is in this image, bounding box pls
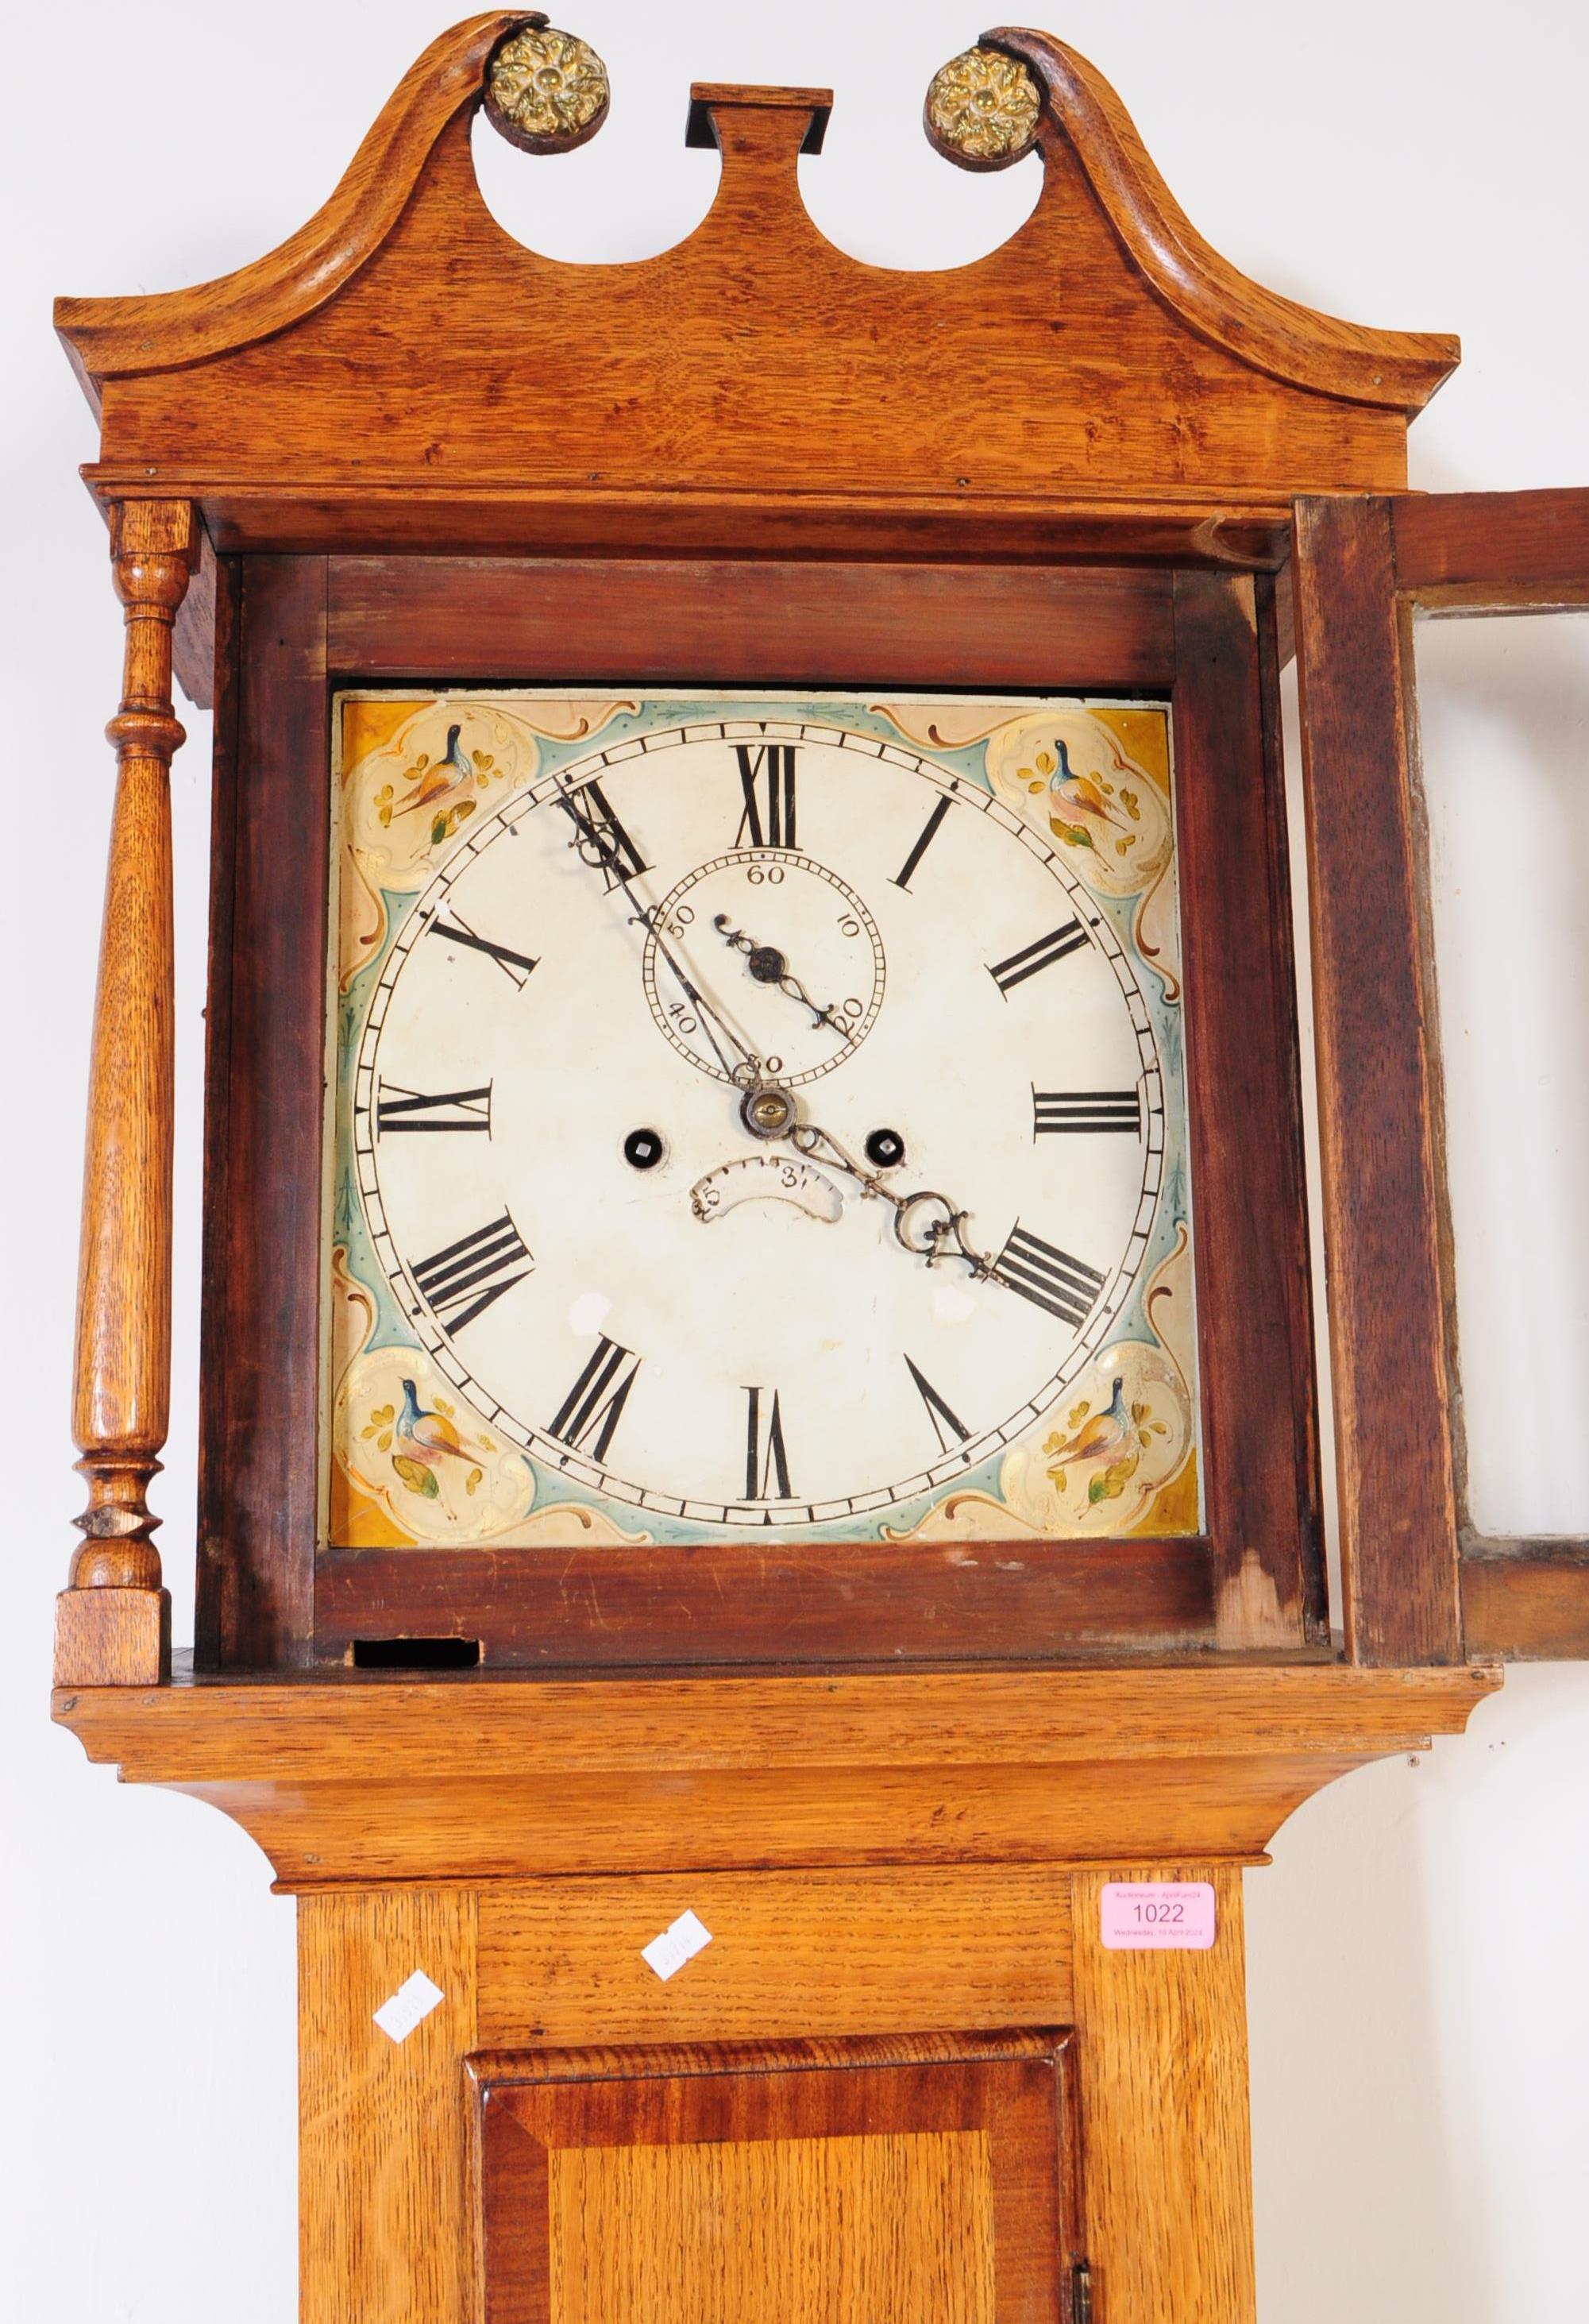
[1099,1881,1217,1950]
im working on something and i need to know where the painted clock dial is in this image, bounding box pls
[328,694,1201,1551]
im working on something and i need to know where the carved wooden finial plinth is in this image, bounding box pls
[56,497,198,1687]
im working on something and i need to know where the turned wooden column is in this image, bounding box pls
[56,499,198,1687]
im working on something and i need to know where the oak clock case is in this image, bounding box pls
[51,14,1584,2324]
[330,691,1200,1558]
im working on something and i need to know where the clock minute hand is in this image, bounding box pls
[550,783,765,1086]
[630,902,763,1086]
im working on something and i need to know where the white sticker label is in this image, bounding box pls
[641,1909,713,1982]
[372,1969,445,2043]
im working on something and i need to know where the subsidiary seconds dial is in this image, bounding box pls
[642,851,885,1087]
[353,714,1167,1530]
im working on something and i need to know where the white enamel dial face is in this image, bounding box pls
[340,701,1188,1537]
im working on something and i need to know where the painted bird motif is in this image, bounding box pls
[393,722,477,824]
[1043,1376,1132,1473]
[1047,736,1136,842]
[391,1376,478,1500]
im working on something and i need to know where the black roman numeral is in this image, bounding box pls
[412,1213,533,1332]
[891,795,951,891]
[734,744,797,848]
[992,1224,1106,1328]
[1032,1089,1141,1137]
[904,1354,970,1456]
[426,913,538,989]
[743,1386,793,1500]
[558,780,650,887]
[549,1337,642,1463]
[377,1081,492,1134]
[988,921,1089,994]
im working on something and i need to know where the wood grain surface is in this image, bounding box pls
[326,555,1178,689]
[99,476,1303,567]
[1292,495,1463,1664]
[1462,1550,1589,1661]
[196,555,328,1668]
[1392,485,1589,608]
[137,1757,1380,1886]
[1171,569,1325,1647]
[299,1886,479,2324]
[476,1868,1074,2048]
[53,1663,1498,1884]
[548,2130,997,2324]
[55,21,1454,566]
[57,497,198,1685]
[1070,1863,1255,2322]
[475,2031,1078,2324]
[991,29,1454,410]
[56,14,525,387]
[1291,485,1589,1666]
[171,517,218,708]
[52,1586,171,1690]
[55,1662,1497,1774]
[314,1537,1221,1671]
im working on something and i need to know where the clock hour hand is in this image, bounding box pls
[712,915,849,1037]
[783,1114,997,1281]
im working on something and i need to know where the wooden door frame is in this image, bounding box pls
[1292,485,1589,1665]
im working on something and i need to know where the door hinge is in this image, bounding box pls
[1070,2259,1095,2324]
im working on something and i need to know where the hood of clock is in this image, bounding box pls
[53,14,1456,569]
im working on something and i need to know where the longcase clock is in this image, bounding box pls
[48,15,1589,2320]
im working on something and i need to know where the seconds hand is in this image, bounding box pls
[712,914,849,1036]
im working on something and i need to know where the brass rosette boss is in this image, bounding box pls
[924,41,1043,171]
[484,13,611,156]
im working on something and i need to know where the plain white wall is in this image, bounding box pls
[4,3,1584,2317]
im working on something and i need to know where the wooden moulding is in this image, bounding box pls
[54,18,1457,562]
[989,29,1453,409]
[52,1663,1498,1887]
